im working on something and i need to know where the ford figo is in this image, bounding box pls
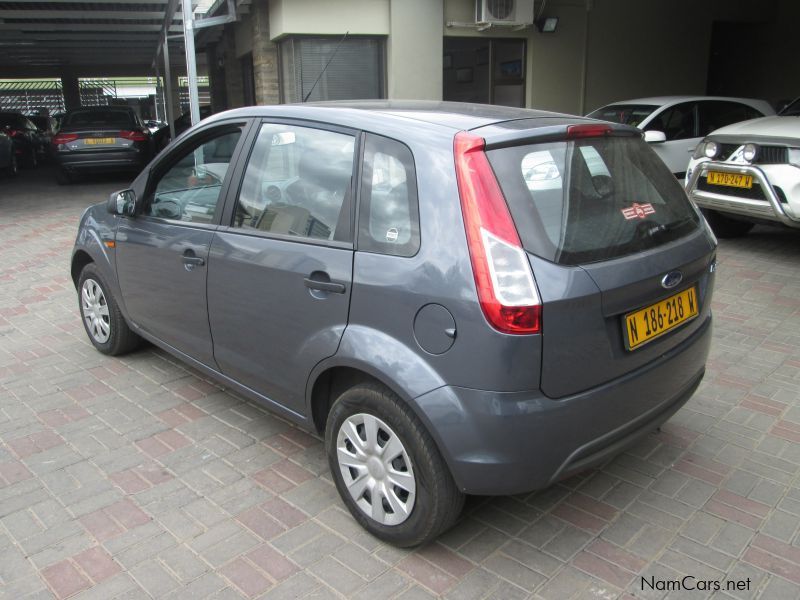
[72,102,716,546]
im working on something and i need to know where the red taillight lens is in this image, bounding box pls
[119,129,148,142]
[6,128,22,138]
[454,131,541,335]
[52,133,79,145]
[566,124,612,139]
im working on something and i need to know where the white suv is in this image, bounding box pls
[685,97,800,237]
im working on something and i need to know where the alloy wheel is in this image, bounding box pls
[336,413,416,526]
[81,278,111,344]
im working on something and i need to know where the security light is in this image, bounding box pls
[536,17,558,33]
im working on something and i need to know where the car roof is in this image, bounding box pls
[596,95,768,107]
[206,100,581,132]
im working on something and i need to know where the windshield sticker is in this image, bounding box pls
[622,203,656,220]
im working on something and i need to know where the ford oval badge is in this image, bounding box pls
[661,271,683,289]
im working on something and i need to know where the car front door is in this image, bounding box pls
[644,102,699,176]
[208,121,356,415]
[115,121,248,366]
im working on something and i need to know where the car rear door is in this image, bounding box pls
[485,127,716,398]
[115,121,249,366]
[207,120,356,415]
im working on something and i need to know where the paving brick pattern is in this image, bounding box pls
[1,168,799,599]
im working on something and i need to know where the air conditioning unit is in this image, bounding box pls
[475,0,535,25]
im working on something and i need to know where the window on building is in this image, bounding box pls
[443,38,525,107]
[280,36,385,103]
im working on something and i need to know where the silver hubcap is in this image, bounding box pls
[81,279,111,344]
[337,413,416,526]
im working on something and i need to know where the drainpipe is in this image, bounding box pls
[578,0,592,115]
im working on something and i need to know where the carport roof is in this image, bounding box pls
[0,0,221,74]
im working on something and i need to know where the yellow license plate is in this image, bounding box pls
[624,287,698,351]
[707,171,752,189]
[85,138,114,145]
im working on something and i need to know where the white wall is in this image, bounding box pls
[269,0,390,39]
[389,0,443,100]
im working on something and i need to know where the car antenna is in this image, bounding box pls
[303,31,349,103]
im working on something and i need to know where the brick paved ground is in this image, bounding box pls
[1,166,800,599]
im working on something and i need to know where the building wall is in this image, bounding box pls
[268,0,390,39]
[388,0,443,100]
[209,0,790,114]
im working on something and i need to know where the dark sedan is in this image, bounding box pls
[0,130,18,176]
[0,112,43,168]
[53,107,153,183]
[29,114,59,154]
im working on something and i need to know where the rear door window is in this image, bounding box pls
[488,135,700,265]
[233,123,355,243]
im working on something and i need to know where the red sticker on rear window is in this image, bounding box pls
[621,203,655,220]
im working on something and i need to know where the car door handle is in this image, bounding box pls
[304,278,346,294]
[182,255,205,266]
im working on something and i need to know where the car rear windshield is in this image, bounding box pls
[63,110,134,128]
[487,135,701,266]
[586,104,658,128]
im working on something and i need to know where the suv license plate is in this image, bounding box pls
[707,171,752,189]
[624,286,698,351]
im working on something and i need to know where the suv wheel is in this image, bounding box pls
[325,383,464,547]
[78,264,141,355]
[702,209,754,238]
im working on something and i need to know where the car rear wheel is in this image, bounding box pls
[325,382,464,547]
[4,153,18,177]
[702,209,754,238]
[78,264,140,356]
[25,148,37,168]
[56,169,72,185]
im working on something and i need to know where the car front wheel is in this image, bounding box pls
[325,383,464,547]
[78,264,140,355]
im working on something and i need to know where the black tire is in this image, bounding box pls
[5,153,18,177]
[56,169,72,185]
[25,148,38,168]
[702,209,754,238]
[325,383,464,547]
[78,263,141,356]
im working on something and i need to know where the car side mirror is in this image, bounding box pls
[643,130,667,144]
[108,189,137,216]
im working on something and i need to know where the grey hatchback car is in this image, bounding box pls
[71,101,716,546]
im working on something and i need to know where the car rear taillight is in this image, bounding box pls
[454,131,541,335]
[52,133,79,145]
[5,128,22,138]
[119,129,148,142]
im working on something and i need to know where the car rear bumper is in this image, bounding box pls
[55,150,149,173]
[413,314,712,496]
